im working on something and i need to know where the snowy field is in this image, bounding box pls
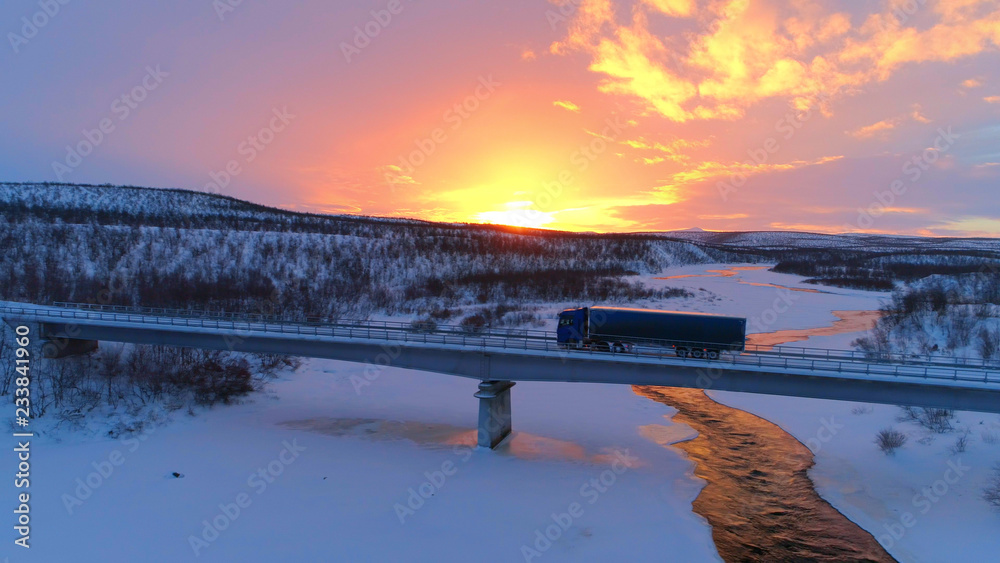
[6,264,999,562]
[5,358,718,562]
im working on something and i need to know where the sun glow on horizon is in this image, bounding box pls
[475,201,556,229]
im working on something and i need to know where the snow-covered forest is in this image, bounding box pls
[2,182,999,421]
[0,182,730,321]
[5,183,999,318]
[853,272,1000,361]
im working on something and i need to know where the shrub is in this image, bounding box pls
[253,353,301,375]
[852,324,892,359]
[427,307,458,321]
[410,318,438,333]
[459,313,488,333]
[188,355,253,406]
[978,328,999,361]
[876,427,908,455]
[983,430,999,445]
[945,308,975,351]
[898,406,955,434]
[952,432,970,454]
[985,463,1000,510]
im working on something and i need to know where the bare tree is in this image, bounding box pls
[0,326,12,396]
[978,327,999,361]
[985,463,1000,510]
[98,344,125,408]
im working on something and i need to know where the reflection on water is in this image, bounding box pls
[746,310,881,350]
[655,265,833,294]
[655,266,764,280]
[635,306,895,562]
[741,281,827,294]
[280,417,642,466]
[635,388,894,563]
[280,417,476,448]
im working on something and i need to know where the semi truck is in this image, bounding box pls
[556,306,746,360]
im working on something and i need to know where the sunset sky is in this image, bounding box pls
[3,0,1000,235]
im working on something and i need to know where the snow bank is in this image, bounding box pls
[8,360,719,562]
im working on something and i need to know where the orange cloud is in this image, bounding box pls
[642,0,696,17]
[622,137,710,163]
[553,100,581,112]
[650,154,844,198]
[845,0,1000,79]
[848,106,930,138]
[380,164,419,186]
[697,213,749,219]
[848,118,898,138]
[911,107,932,123]
[552,0,1000,122]
[768,222,848,233]
[986,95,1000,103]
[879,207,927,214]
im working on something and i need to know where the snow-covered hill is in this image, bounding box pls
[0,183,721,320]
[1,182,997,318]
[660,228,1000,253]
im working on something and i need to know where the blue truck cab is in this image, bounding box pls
[557,307,587,346]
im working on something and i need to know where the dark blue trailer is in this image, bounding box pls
[556,306,746,360]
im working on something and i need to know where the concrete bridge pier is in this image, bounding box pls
[3,320,99,359]
[42,337,99,358]
[475,380,514,449]
[37,322,98,358]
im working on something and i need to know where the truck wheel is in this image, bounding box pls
[692,349,704,359]
[676,348,688,358]
[707,350,719,360]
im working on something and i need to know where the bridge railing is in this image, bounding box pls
[2,302,997,387]
[49,301,555,341]
[46,302,998,370]
[742,342,999,370]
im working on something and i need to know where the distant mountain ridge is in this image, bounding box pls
[0,181,436,232]
[657,229,1000,253]
[2,182,997,256]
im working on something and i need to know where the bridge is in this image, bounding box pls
[3,301,999,449]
